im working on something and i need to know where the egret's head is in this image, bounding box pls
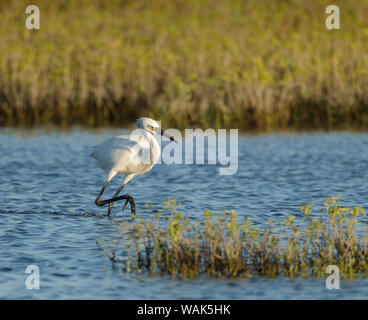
[135,117,160,131]
[135,117,177,143]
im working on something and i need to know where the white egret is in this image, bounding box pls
[91,117,177,216]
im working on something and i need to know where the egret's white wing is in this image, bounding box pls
[91,134,151,175]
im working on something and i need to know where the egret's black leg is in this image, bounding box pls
[107,182,126,216]
[95,180,136,216]
[97,194,136,216]
[95,179,110,207]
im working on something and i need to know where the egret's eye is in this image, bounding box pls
[147,125,154,131]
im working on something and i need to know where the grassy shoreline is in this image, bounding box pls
[1,0,368,130]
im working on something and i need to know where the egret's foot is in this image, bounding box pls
[122,195,136,215]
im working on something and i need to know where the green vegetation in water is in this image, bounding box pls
[1,0,368,130]
[102,196,368,279]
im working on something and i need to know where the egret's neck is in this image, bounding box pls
[145,130,160,165]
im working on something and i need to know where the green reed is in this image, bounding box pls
[102,196,368,279]
[1,0,368,130]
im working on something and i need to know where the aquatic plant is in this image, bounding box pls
[1,0,368,130]
[103,196,368,279]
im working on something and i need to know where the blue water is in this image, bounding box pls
[1,128,368,299]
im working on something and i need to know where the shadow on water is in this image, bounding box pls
[0,210,105,217]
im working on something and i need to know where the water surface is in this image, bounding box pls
[1,128,368,299]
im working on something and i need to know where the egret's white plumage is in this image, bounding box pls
[91,117,175,216]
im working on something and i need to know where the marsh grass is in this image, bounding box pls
[104,196,368,279]
[1,0,368,130]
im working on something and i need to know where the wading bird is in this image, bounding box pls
[91,118,176,216]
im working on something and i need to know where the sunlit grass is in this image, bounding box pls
[101,196,368,279]
[1,0,368,130]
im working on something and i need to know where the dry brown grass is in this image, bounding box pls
[1,0,368,130]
